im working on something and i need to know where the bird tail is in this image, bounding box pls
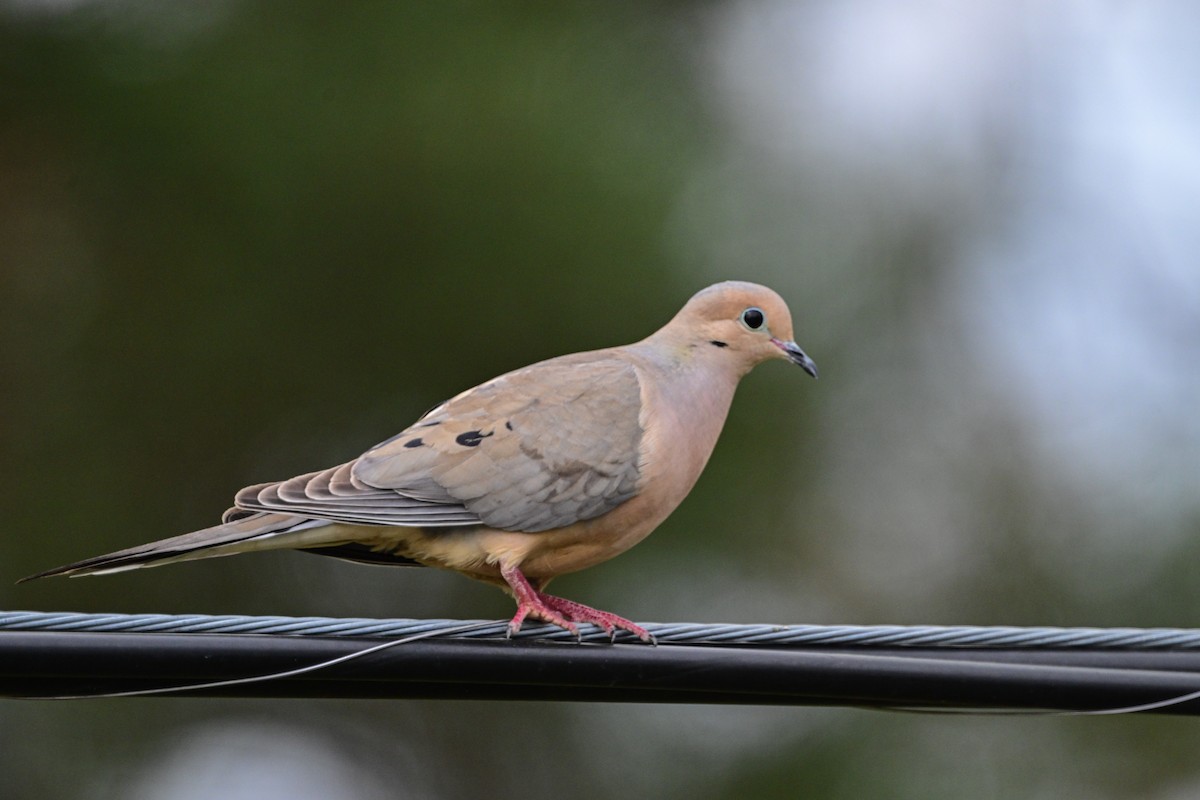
[19,513,340,581]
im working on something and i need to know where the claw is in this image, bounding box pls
[500,563,654,644]
[505,605,529,638]
[538,593,655,644]
[506,592,579,638]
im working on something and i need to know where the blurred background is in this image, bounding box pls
[2,1,1199,797]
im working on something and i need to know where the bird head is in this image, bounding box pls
[665,281,818,379]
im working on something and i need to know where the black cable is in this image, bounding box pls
[6,628,1200,713]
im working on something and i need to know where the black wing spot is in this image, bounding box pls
[456,430,494,448]
[710,340,728,348]
[505,421,513,431]
[404,438,424,448]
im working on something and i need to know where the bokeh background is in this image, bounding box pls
[3,1,1199,798]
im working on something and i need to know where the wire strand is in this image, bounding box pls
[30,620,501,701]
[7,610,1200,649]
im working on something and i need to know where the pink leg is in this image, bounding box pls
[501,563,580,638]
[500,564,655,644]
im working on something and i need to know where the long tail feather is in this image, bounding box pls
[20,513,337,581]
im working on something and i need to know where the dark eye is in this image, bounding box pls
[741,307,765,330]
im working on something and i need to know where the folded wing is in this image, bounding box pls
[234,354,646,533]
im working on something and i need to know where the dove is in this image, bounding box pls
[24,281,817,642]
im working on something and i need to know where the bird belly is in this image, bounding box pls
[359,489,669,587]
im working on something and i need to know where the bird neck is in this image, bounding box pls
[626,334,742,494]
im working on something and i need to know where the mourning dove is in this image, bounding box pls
[24,281,817,642]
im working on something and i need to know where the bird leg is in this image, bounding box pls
[501,563,580,638]
[500,563,655,644]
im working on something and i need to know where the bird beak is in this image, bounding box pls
[772,338,818,378]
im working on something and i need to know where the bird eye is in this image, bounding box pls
[740,307,765,330]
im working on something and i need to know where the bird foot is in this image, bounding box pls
[507,594,581,639]
[537,593,656,644]
[501,563,655,644]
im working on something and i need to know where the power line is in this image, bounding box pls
[4,610,1200,712]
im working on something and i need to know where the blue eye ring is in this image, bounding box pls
[740,307,765,330]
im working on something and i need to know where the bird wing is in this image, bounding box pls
[228,462,483,527]
[235,354,646,532]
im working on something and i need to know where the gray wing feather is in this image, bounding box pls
[351,354,644,532]
[232,464,483,527]
[230,354,644,533]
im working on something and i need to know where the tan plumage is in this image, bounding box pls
[24,281,817,641]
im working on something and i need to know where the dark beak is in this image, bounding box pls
[773,339,818,378]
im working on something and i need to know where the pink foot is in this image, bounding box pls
[538,594,655,644]
[500,564,655,644]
